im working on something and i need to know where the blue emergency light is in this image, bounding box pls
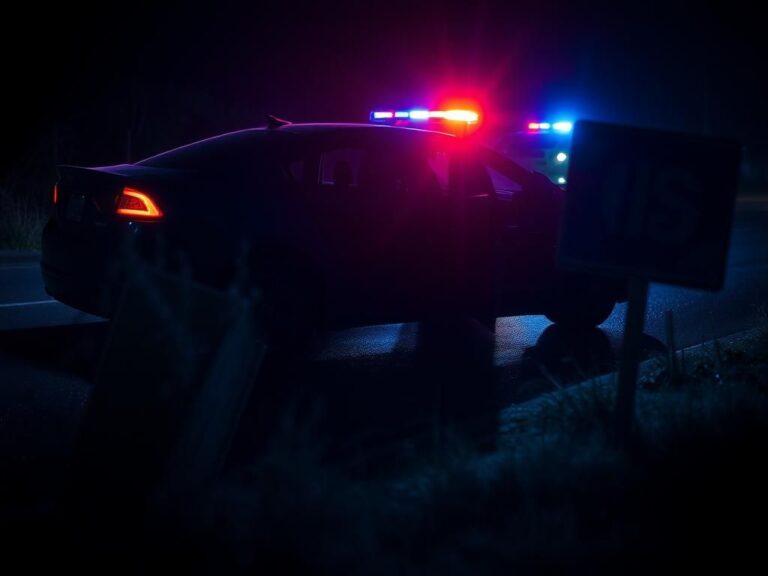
[527,121,573,133]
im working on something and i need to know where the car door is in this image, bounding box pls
[305,137,411,326]
[366,138,497,324]
[480,148,564,316]
[465,148,500,316]
[307,133,462,327]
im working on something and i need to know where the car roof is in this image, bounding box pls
[276,122,453,136]
[137,123,455,167]
[206,123,456,140]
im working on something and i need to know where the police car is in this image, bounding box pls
[494,120,573,187]
[42,111,625,348]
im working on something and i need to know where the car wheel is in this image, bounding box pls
[545,293,615,329]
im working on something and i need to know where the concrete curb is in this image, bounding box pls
[501,324,766,436]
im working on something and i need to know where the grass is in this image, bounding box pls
[4,230,766,573]
[144,320,768,575]
[0,186,48,250]
[3,316,766,575]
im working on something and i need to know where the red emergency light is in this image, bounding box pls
[370,108,479,124]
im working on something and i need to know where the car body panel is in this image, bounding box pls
[42,123,626,329]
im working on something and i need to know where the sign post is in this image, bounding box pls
[558,120,741,440]
[614,278,648,439]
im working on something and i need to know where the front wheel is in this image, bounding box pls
[545,296,615,330]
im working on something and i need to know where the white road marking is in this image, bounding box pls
[0,300,57,309]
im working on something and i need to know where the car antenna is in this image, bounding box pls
[266,114,291,129]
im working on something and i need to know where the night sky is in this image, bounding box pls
[3,0,765,174]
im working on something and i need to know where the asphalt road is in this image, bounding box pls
[4,201,767,354]
[1,199,767,479]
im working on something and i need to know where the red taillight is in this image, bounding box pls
[116,187,163,219]
[53,183,58,205]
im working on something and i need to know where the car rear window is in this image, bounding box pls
[137,130,278,171]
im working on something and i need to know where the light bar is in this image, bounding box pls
[527,120,573,133]
[370,108,479,124]
[408,110,430,120]
[442,109,479,122]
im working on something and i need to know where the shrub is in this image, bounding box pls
[0,186,48,249]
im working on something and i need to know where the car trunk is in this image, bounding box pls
[54,164,175,230]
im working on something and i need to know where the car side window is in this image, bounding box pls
[318,144,435,199]
[287,159,305,183]
[316,142,491,205]
[426,148,450,193]
[391,148,446,201]
[450,154,495,198]
[485,164,524,198]
[479,146,532,198]
[319,148,365,189]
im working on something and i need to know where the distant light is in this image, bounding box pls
[394,111,410,118]
[539,122,551,130]
[557,177,567,184]
[528,122,540,130]
[372,111,394,119]
[553,121,573,133]
[409,110,430,120]
[556,152,568,162]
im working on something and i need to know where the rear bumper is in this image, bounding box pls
[41,219,125,317]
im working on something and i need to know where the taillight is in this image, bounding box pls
[116,187,163,219]
[53,183,58,205]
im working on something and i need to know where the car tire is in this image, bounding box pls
[545,293,615,330]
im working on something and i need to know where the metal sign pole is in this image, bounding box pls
[557,120,740,444]
[614,277,649,441]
